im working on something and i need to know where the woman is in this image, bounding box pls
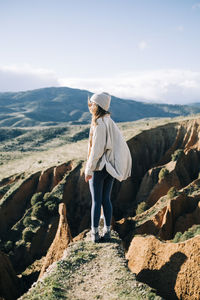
[85,92,132,242]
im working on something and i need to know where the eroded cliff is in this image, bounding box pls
[1,118,200,299]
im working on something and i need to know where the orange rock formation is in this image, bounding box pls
[39,203,72,279]
[126,235,200,300]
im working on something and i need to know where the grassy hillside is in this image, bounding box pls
[0,114,199,181]
[0,86,200,127]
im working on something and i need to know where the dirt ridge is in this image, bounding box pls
[18,229,163,300]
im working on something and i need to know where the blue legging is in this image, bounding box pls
[89,165,114,228]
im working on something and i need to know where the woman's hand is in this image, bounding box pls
[85,175,92,182]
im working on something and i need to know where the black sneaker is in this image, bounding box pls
[101,230,111,242]
[90,231,100,243]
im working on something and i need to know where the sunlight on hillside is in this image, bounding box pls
[0,114,200,180]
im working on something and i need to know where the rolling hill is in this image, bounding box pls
[0,86,200,127]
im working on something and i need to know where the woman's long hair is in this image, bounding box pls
[88,95,111,127]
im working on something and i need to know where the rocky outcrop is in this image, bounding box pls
[115,180,200,250]
[144,149,200,207]
[0,251,21,300]
[114,122,179,218]
[39,203,72,279]
[62,163,91,237]
[0,172,41,236]
[115,119,200,219]
[174,201,200,234]
[126,235,200,300]
[0,162,73,237]
[36,162,72,193]
[158,192,200,240]
[0,174,21,201]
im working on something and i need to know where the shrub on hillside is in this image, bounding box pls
[34,201,43,207]
[172,224,200,243]
[31,203,47,220]
[43,192,51,202]
[167,187,179,199]
[12,221,21,231]
[4,241,13,252]
[136,201,148,215]
[31,192,43,206]
[43,193,61,214]
[172,232,182,243]
[180,230,194,241]
[15,239,26,248]
[23,216,33,227]
[171,149,184,161]
[44,201,58,214]
[158,168,169,181]
[23,216,40,228]
[22,227,34,242]
[43,192,60,204]
[184,185,195,195]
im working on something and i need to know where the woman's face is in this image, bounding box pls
[88,99,97,114]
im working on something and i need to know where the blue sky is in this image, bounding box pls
[0,0,200,103]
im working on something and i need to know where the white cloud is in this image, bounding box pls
[1,64,200,105]
[138,40,148,50]
[59,69,200,104]
[192,3,200,9]
[0,64,59,92]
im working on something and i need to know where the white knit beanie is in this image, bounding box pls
[90,92,111,111]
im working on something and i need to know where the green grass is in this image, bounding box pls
[167,187,179,199]
[136,201,148,215]
[158,167,169,181]
[172,224,200,243]
[171,149,184,161]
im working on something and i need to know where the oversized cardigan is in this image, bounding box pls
[85,115,132,182]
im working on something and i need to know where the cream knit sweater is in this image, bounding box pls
[85,115,132,182]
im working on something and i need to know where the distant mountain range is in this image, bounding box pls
[0,86,200,127]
